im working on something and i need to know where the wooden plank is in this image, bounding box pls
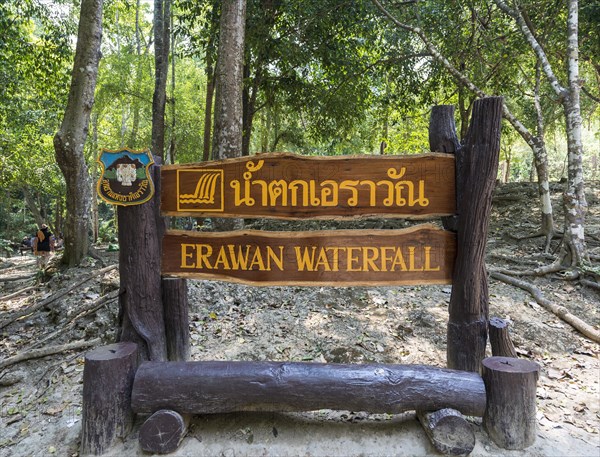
[161,153,455,219]
[131,361,486,417]
[161,224,455,286]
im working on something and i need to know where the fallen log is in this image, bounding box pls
[417,408,475,455]
[0,338,101,370]
[491,271,600,343]
[139,409,190,454]
[132,361,486,417]
[0,285,37,302]
[0,264,117,330]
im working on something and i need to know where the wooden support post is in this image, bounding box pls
[417,409,475,455]
[435,97,502,372]
[117,163,167,361]
[80,342,138,456]
[132,361,486,417]
[162,277,190,361]
[139,409,190,454]
[429,105,462,233]
[482,356,539,450]
[489,317,518,358]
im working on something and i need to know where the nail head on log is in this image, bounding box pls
[482,356,539,450]
[139,409,190,454]
[80,342,138,456]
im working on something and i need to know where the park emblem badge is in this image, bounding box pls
[97,148,155,206]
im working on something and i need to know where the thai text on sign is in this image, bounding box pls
[161,153,455,219]
[162,225,456,286]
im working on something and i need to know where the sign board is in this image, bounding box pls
[161,153,455,219]
[97,148,155,206]
[162,224,455,286]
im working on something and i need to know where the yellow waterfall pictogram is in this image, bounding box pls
[177,169,224,211]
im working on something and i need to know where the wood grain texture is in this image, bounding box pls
[139,409,190,454]
[118,163,167,362]
[161,224,456,286]
[80,343,138,456]
[162,278,190,361]
[447,97,503,372]
[489,317,518,358]
[161,153,455,219]
[131,361,486,417]
[483,356,539,450]
[417,408,475,455]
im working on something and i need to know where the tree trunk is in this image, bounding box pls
[22,187,45,229]
[152,0,171,160]
[202,59,215,162]
[560,0,587,266]
[53,0,103,267]
[447,97,502,372]
[212,0,246,160]
[90,114,99,243]
[533,61,555,239]
[129,0,143,147]
[211,0,246,231]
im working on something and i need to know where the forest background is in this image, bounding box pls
[0,0,598,265]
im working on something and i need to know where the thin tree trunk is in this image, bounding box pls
[152,0,171,159]
[533,61,555,240]
[91,114,99,243]
[494,0,587,265]
[53,0,103,267]
[211,0,246,231]
[560,0,587,265]
[212,0,246,159]
[201,4,219,162]
[22,187,45,228]
[202,61,215,162]
[130,0,143,147]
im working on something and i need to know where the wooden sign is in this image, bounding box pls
[161,153,455,219]
[162,224,456,286]
[97,148,155,206]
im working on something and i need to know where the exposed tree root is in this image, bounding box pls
[0,273,36,282]
[0,264,117,330]
[490,271,600,343]
[580,279,600,291]
[0,261,36,274]
[25,290,118,350]
[488,253,541,267]
[0,286,37,302]
[493,262,566,277]
[0,338,101,370]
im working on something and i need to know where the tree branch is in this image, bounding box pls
[493,0,566,98]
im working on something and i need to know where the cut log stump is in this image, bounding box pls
[139,409,190,454]
[489,317,517,358]
[417,408,475,455]
[482,356,539,450]
[80,342,138,456]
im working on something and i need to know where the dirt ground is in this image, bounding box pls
[1,181,599,457]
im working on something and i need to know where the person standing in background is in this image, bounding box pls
[33,223,54,269]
